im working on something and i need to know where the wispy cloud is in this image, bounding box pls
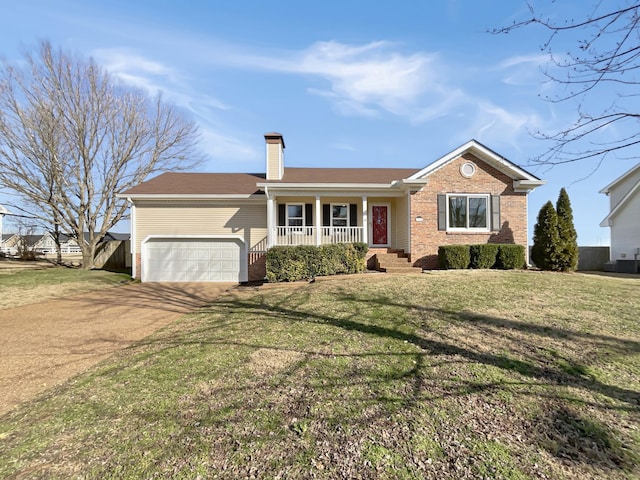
[93,48,230,110]
[91,48,257,165]
[205,40,456,120]
[463,101,543,152]
[93,40,547,156]
[497,53,549,86]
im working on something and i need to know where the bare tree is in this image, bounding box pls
[0,41,200,268]
[493,2,640,165]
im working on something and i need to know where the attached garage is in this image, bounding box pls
[141,236,247,282]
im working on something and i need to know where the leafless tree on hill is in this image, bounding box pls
[0,41,201,268]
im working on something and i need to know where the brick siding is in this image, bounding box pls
[410,153,528,269]
[248,252,267,281]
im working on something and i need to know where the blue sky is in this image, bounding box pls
[0,0,634,245]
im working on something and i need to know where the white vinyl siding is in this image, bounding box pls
[134,201,267,254]
[395,194,410,252]
[266,142,283,180]
[610,192,640,260]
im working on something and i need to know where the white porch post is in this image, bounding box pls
[362,195,368,244]
[315,195,321,246]
[267,195,275,248]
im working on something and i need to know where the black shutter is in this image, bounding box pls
[322,204,330,226]
[305,203,313,235]
[437,195,446,231]
[305,204,313,226]
[278,204,286,227]
[491,195,501,231]
[349,204,358,226]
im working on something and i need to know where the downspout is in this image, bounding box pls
[128,198,136,279]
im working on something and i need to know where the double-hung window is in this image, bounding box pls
[447,194,489,230]
[330,204,349,228]
[286,203,305,232]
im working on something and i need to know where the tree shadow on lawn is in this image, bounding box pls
[119,284,640,473]
[60,282,240,315]
[195,286,640,468]
[149,286,640,412]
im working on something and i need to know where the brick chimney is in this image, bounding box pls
[264,132,285,180]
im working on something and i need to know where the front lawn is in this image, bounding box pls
[0,271,638,479]
[0,267,131,309]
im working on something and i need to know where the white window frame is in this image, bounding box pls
[446,193,490,232]
[330,203,350,228]
[286,203,305,232]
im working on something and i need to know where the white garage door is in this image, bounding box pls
[142,238,244,282]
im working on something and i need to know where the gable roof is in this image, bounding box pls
[21,233,51,247]
[104,232,130,241]
[599,181,640,226]
[599,162,640,195]
[599,163,640,227]
[119,139,543,198]
[408,139,544,191]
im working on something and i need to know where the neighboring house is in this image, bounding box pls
[119,133,545,283]
[5,231,126,255]
[1,233,19,255]
[21,233,56,253]
[599,162,640,271]
[17,232,76,254]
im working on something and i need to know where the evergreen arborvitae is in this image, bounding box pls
[531,201,561,271]
[556,188,579,271]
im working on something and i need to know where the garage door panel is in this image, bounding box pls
[143,238,243,282]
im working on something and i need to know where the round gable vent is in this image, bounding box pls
[460,162,476,178]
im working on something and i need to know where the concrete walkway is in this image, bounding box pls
[0,282,235,416]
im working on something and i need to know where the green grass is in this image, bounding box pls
[0,266,130,288]
[0,270,638,479]
[0,267,131,308]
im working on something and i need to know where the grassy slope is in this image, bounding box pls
[0,268,131,309]
[0,271,638,479]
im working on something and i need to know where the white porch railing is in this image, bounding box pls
[273,226,363,246]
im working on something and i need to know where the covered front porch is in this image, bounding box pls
[265,194,408,250]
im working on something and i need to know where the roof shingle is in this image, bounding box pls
[120,167,420,196]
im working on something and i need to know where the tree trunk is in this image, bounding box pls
[81,242,98,270]
[52,224,62,264]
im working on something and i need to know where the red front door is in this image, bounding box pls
[372,205,388,245]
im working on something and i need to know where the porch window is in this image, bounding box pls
[447,194,489,230]
[286,204,305,229]
[331,204,349,227]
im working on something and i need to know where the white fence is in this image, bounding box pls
[274,226,363,246]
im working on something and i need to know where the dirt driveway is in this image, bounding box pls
[0,282,235,416]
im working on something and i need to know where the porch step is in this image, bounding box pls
[373,249,423,274]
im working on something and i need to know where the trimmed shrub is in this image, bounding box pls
[352,242,368,259]
[318,244,345,275]
[469,244,499,269]
[438,245,470,269]
[266,243,368,282]
[496,244,526,270]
